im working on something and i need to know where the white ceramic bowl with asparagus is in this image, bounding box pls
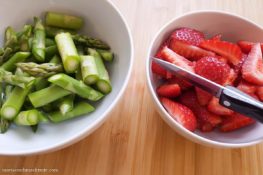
[0,0,133,155]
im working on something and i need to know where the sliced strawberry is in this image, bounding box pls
[159,46,194,72]
[155,40,169,58]
[217,56,228,64]
[234,54,247,74]
[237,41,263,54]
[168,76,192,90]
[242,43,263,85]
[200,40,242,65]
[207,97,234,116]
[151,61,172,79]
[157,84,181,98]
[179,91,222,132]
[169,40,216,61]
[195,88,212,106]
[210,34,222,41]
[161,97,197,131]
[220,113,255,132]
[223,69,237,86]
[256,86,263,101]
[237,80,257,94]
[169,27,204,46]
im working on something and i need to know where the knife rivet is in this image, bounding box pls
[223,101,231,107]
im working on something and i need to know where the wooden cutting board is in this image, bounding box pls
[1,0,263,174]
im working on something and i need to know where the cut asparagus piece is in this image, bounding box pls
[55,32,80,73]
[16,62,63,77]
[45,12,84,30]
[0,48,12,65]
[88,48,112,94]
[1,52,30,71]
[72,34,110,50]
[48,73,103,101]
[45,38,55,47]
[45,45,58,58]
[48,101,94,123]
[1,82,34,120]
[28,85,71,108]
[58,94,75,115]
[0,118,9,134]
[45,26,76,38]
[34,77,49,90]
[18,25,32,52]
[49,55,61,64]
[32,17,45,62]
[97,49,114,62]
[14,109,40,126]
[0,68,35,88]
[4,26,18,49]
[80,55,99,85]
[4,85,13,101]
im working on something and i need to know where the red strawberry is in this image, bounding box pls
[237,80,257,94]
[200,39,242,65]
[242,43,263,85]
[157,84,181,98]
[161,97,197,131]
[159,46,194,72]
[210,34,222,41]
[234,54,247,74]
[195,88,212,106]
[256,86,263,101]
[207,97,234,116]
[179,91,222,132]
[237,41,263,54]
[223,69,237,86]
[169,40,216,61]
[220,113,255,132]
[169,27,204,46]
[155,40,169,58]
[168,76,192,90]
[151,61,172,79]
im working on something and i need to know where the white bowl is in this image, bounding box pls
[0,0,133,155]
[146,11,263,148]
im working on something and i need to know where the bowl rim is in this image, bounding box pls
[146,10,263,148]
[2,0,134,156]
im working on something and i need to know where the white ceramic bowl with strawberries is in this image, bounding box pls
[146,11,263,148]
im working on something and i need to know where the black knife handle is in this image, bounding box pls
[219,85,263,123]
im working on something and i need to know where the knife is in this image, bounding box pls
[152,57,263,123]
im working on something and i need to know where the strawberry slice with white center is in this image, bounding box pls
[200,39,242,65]
[207,97,234,116]
[161,97,197,131]
[242,43,263,85]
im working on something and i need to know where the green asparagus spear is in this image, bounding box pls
[57,94,75,115]
[49,55,61,64]
[1,82,34,120]
[32,17,45,62]
[45,45,58,58]
[16,25,32,38]
[88,48,112,94]
[48,73,103,101]
[18,25,32,52]
[16,62,63,77]
[80,55,99,85]
[1,52,30,71]
[45,26,76,38]
[4,27,18,49]
[97,49,114,62]
[4,85,13,101]
[45,38,55,47]
[0,118,9,133]
[28,85,72,108]
[55,32,80,73]
[45,12,84,30]
[14,109,40,126]
[72,34,110,50]
[34,78,49,90]
[0,48,12,65]
[48,101,94,123]
[0,68,35,88]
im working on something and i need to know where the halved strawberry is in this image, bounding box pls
[169,40,216,61]
[161,97,197,131]
[168,76,192,90]
[195,88,212,106]
[151,61,172,79]
[207,97,234,116]
[223,69,237,86]
[155,40,169,58]
[159,46,194,72]
[256,86,263,101]
[237,41,263,54]
[157,84,181,98]
[237,80,257,94]
[179,91,222,132]
[234,54,247,74]
[220,113,255,132]
[242,43,263,85]
[200,39,242,65]
[169,27,204,46]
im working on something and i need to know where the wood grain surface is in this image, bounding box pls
[1,0,263,175]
